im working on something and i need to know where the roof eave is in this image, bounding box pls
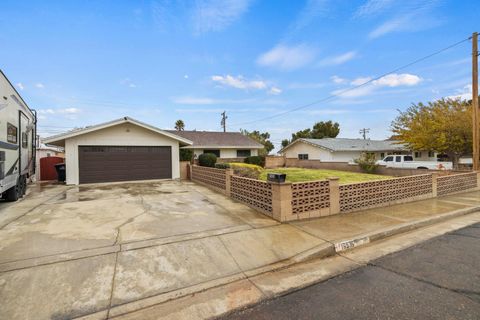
[43,117,193,146]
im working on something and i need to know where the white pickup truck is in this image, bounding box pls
[376,155,453,170]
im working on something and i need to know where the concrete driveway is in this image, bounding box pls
[0,181,328,320]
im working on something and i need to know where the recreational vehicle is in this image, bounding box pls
[0,70,36,201]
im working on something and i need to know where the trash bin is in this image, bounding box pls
[54,163,66,182]
[267,173,286,183]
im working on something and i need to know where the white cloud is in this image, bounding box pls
[211,75,267,90]
[446,85,472,101]
[354,0,395,18]
[211,74,281,94]
[369,15,412,39]
[333,73,422,98]
[193,0,252,34]
[268,87,282,95]
[35,83,45,89]
[16,83,24,90]
[121,78,137,88]
[38,109,55,114]
[350,77,372,86]
[318,51,357,67]
[58,107,80,114]
[289,0,329,33]
[173,96,254,105]
[257,44,316,71]
[374,73,421,87]
[331,75,347,84]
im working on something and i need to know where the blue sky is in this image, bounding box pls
[1,0,478,150]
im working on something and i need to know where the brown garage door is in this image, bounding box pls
[78,146,172,184]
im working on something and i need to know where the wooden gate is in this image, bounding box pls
[40,156,64,181]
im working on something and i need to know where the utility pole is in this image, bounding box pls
[221,111,227,132]
[359,128,370,140]
[472,32,479,171]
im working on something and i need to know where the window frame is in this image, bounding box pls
[21,132,28,148]
[236,149,251,158]
[203,149,221,157]
[298,154,309,160]
[7,123,18,144]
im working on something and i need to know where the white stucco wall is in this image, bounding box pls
[283,141,398,162]
[192,148,259,158]
[64,123,180,185]
[282,143,334,161]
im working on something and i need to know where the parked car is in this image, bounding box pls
[376,155,452,170]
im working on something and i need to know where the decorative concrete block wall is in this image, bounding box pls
[189,165,479,222]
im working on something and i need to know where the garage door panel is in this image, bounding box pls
[78,146,172,184]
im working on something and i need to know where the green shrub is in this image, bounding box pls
[214,163,230,169]
[354,152,379,173]
[198,153,217,167]
[244,155,265,167]
[229,162,263,179]
[179,149,194,162]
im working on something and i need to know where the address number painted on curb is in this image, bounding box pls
[335,236,370,252]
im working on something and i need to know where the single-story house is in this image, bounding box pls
[43,117,192,185]
[280,138,437,163]
[165,130,264,160]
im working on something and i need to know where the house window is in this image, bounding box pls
[380,153,385,159]
[414,151,422,158]
[236,149,251,157]
[298,154,309,160]
[47,153,51,157]
[7,123,17,144]
[22,132,28,148]
[428,151,435,158]
[203,149,220,157]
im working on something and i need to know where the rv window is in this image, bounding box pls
[7,123,17,144]
[22,132,28,148]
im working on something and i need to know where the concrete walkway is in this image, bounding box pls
[0,182,479,319]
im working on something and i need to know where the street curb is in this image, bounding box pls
[75,206,480,320]
[333,206,480,252]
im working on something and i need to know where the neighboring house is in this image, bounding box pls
[43,117,192,185]
[166,130,264,159]
[280,138,437,163]
[35,141,65,181]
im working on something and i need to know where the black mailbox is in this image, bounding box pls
[267,173,286,183]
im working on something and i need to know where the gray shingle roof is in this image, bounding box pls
[166,130,264,148]
[295,138,407,152]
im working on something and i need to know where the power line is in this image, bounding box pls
[230,36,472,127]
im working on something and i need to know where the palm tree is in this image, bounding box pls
[175,120,185,131]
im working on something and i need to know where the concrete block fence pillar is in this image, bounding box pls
[271,182,292,222]
[431,173,439,197]
[328,177,340,215]
[225,169,234,197]
[187,164,192,180]
[477,171,480,188]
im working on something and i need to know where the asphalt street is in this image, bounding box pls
[223,223,480,320]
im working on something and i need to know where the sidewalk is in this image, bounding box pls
[99,189,480,319]
[113,212,480,320]
[1,184,479,320]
